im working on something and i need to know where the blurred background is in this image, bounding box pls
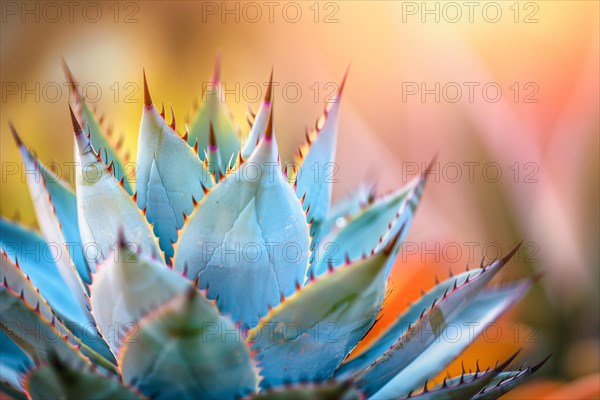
[1,1,598,398]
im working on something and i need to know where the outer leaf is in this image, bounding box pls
[90,237,188,355]
[0,219,85,327]
[187,57,241,172]
[250,380,362,400]
[356,246,521,397]
[0,221,113,364]
[310,174,424,278]
[294,70,347,226]
[11,126,92,285]
[25,356,142,400]
[119,289,257,399]
[72,107,162,264]
[472,356,550,400]
[400,352,520,400]
[0,378,27,400]
[10,126,93,323]
[315,183,375,242]
[249,233,403,388]
[63,61,133,194]
[0,330,32,390]
[175,110,310,327]
[135,73,214,260]
[1,271,116,373]
[0,287,89,368]
[371,281,531,399]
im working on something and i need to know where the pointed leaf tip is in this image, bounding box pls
[61,58,78,92]
[265,68,274,102]
[8,122,23,147]
[68,105,82,132]
[143,69,152,107]
[264,103,274,140]
[211,52,221,83]
[338,63,351,97]
[208,121,217,149]
[501,241,523,265]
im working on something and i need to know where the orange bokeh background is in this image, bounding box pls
[1,1,598,397]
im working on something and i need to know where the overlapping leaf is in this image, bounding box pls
[25,356,141,400]
[249,233,403,388]
[135,73,214,260]
[187,57,241,172]
[175,110,310,326]
[119,289,257,399]
[356,246,521,397]
[63,61,133,194]
[294,70,348,226]
[90,236,188,354]
[250,380,362,400]
[72,108,162,264]
[310,174,425,278]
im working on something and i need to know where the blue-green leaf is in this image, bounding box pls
[294,70,347,226]
[355,246,521,397]
[63,61,133,194]
[0,219,84,326]
[399,352,520,400]
[135,73,214,260]
[370,281,531,399]
[241,72,273,160]
[25,355,142,400]
[187,57,241,173]
[1,259,116,373]
[120,288,258,399]
[72,108,162,265]
[472,356,550,400]
[10,125,93,318]
[250,380,362,400]
[310,174,425,279]
[249,234,403,388]
[90,236,188,355]
[0,331,31,390]
[0,287,90,368]
[175,109,309,327]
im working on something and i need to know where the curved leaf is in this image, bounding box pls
[294,70,347,226]
[63,60,133,194]
[0,219,85,326]
[355,246,521,397]
[0,287,90,368]
[310,174,425,278]
[337,270,475,377]
[135,73,214,260]
[0,378,27,400]
[315,183,375,242]
[175,110,310,327]
[72,107,162,265]
[188,57,241,172]
[11,126,92,285]
[1,264,116,373]
[472,356,550,400]
[250,380,361,400]
[119,289,257,399]
[90,237,188,355]
[25,356,142,400]
[0,220,113,363]
[0,330,32,390]
[399,352,520,400]
[249,234,403,388]
[371,280,531,399]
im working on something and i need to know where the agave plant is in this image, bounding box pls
[0,60,547,400]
